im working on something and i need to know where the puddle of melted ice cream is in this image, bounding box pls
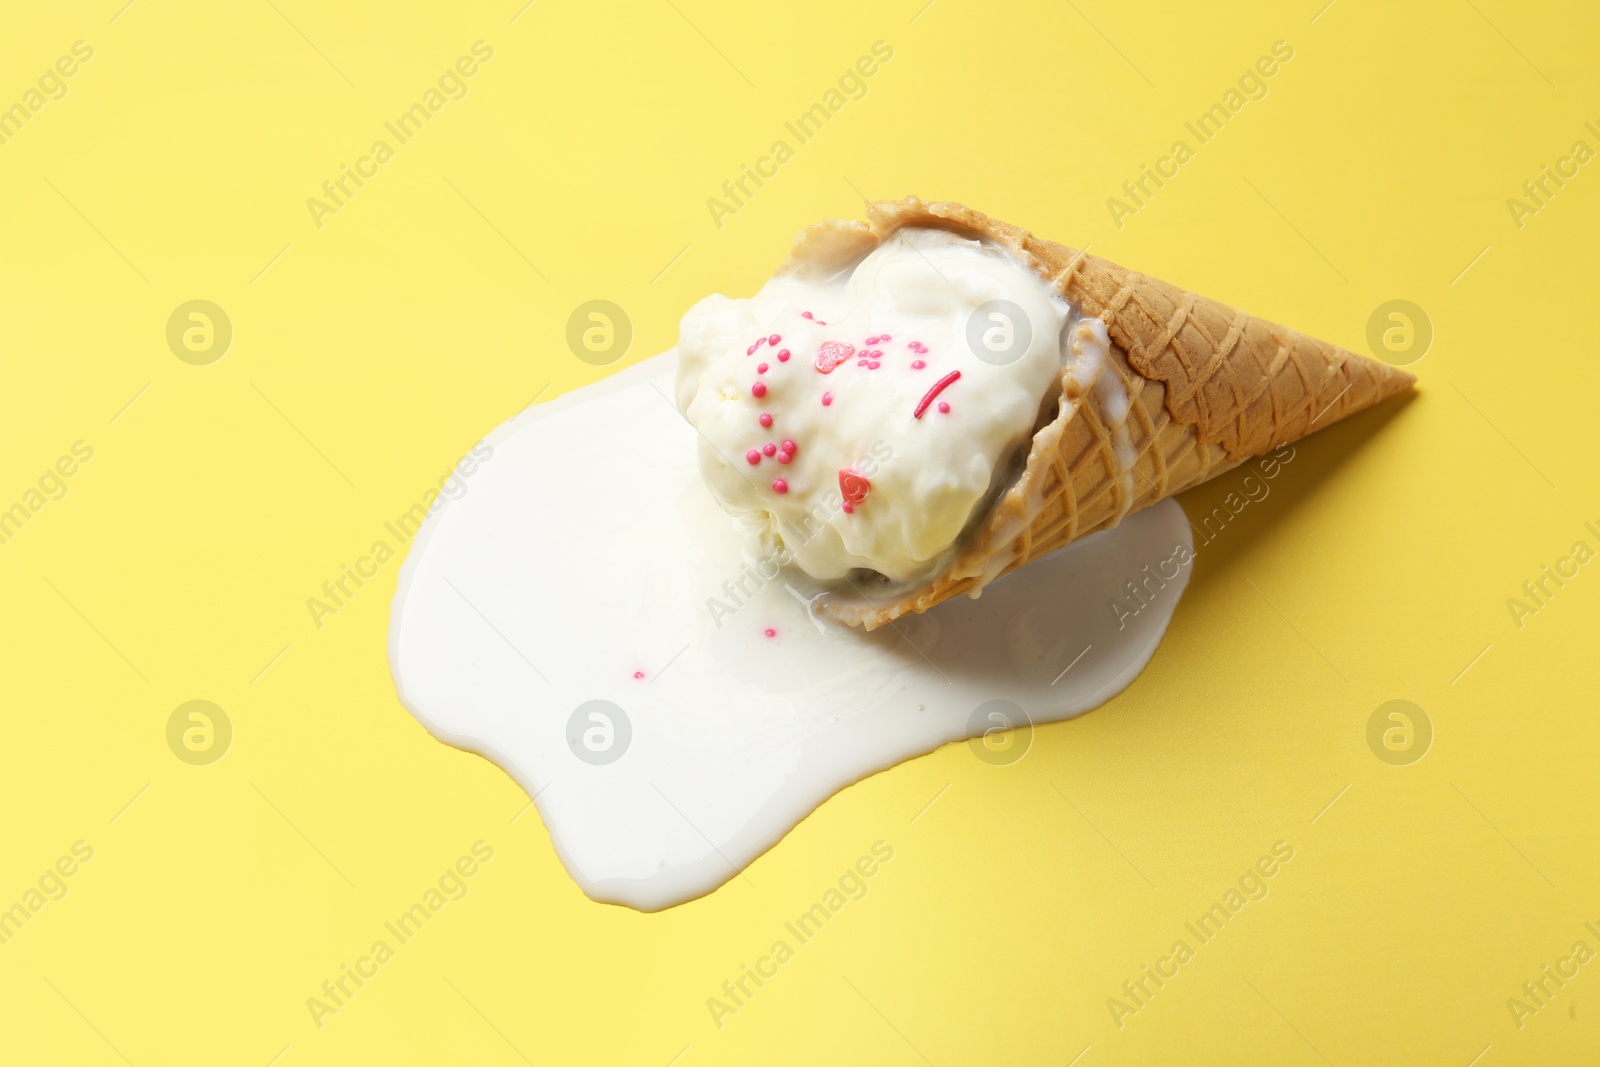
[388,352,1192,911]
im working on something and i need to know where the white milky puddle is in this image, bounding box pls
[388,353,1192,911]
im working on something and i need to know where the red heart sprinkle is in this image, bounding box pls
[814,340,855,374]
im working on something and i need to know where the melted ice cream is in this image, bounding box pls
[388,353,1192,911]
[677,229,1071,585]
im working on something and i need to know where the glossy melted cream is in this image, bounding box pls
[388,352,1193,911]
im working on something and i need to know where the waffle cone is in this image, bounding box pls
[804,198,1415,630]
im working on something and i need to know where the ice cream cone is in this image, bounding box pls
[802,198,1415,630]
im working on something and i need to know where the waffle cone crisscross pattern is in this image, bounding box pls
[790,199,1415,630]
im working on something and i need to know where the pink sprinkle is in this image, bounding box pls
[758,362,769,373]
[938,401,950,413]
[781,439,796,453]
[856,360,868,367]
[747,345,756,355]
[822,392,834,406]
[633,670,645,680]
[866,349,882,359]
[759,413,773,427]
[763,443,777,456]
[801,311,813,319]
[839,468,871,508]
[879,334,891,341]
[866,335,880,345]
[868,361,881,369]
[764,628,777,637]
[772,479,788,494]
[815,340,854,373]
[914,370,961,419]
[768,334,781,345]
[745,449,761,465]
[755,336,766,347]
[751,381,767,398]
[908,341,927,354]
[777,450,792,464]
[777,349,790,362]
[911,359,926,369]
[842,502,854,514]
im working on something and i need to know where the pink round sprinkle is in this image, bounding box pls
[781,439,796,453]
[938,401,950,413]
[772,479,788,494]
[745,449,761,465]
[801,311,813,319]
[842,502,853,514]
[762,443,777,456]
[764,628,777,637]
[868,361,881,369]
[866,335,880,345]
[867,349,882,359]
[759,413,773,427]
[768,334,781,345]
[758,362,769,373]
[751,381,767,398]
[822,392,833,406]
[879,334,891,341]
[911,360,926,369]
[777,349,790,361]
[777,450,792,464]
[856,360,868,367]
[747,345,757,355]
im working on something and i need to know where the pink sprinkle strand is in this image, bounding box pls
[751,381,767,398]
[747,345,756,355]
[745,449,761,465]
[777,349,790,362]
[772,479,788,494]
[759,413,773,427]
[938,401,950,414]
[914,370,962,419]
[814,340,854,374]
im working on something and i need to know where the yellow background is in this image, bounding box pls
[2,0,1596,1063]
